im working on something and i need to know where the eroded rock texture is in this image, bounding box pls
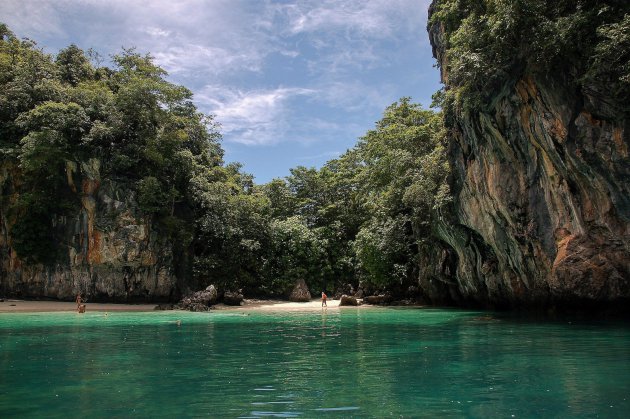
[0,159,180,302]
[427,4,629,309]
[288,278,312,302]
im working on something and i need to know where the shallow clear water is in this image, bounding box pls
[1,308,629,418]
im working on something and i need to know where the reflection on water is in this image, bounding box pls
[1,309,629,417]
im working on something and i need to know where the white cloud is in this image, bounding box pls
[153,44,263,77]
[144,27,171,38]
[279,2,388,37]
[197,85,317,146]
[297,150,342,161]
[1,0,439,157]
[1,0,273,79]
[0,0,65,38]
[265,0,431,79]
[306,45,381,75]
[279,50,300,58]
[1,0,432,83]
[314,80,393,113]
[276,0,427,38]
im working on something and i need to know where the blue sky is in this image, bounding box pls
[1,0,441,183]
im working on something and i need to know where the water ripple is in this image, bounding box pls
[1,309,629,417]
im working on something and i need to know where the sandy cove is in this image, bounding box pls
[0,298,343,313]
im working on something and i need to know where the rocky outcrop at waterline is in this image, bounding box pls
[176,285,218,311]
[426,1,630,309]
[339,295,359,306]
[0,159,181,302]
[288,278,312,302]
[223,289,244,306]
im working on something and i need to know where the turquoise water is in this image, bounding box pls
[1,308,629,418]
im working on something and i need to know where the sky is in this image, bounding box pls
[1,0,441,183]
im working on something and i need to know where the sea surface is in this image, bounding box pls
[0,307,628,418]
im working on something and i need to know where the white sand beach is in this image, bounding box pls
[0,298,345,313]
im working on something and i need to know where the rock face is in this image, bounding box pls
[427,3,630,309]
[339,295,358,306]
[178,285,218,311]
[288,278,312,302]
[223,290,244,306]
[0,159,182,302]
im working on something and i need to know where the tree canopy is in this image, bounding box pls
[430,0,630,114]
[0,24,450,299]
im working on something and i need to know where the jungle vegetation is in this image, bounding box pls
[430,0,630,115]
[0,23,450,297]
[3,0,628,298]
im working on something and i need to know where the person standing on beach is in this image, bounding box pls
[76,293,86,313]
[321,291,327,307]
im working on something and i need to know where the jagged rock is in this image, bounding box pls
[191,285,217,306]
[364,294,393,305]
[206,284,219,304]
[223,290,243,306]
[177,285,218,311]
[154,303,175,310]
[339,295,358,306]
[289,279,312,302]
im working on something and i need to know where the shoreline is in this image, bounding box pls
[0,298,346,313]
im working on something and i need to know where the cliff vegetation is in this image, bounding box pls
[0,25,450,302]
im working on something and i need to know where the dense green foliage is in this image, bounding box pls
[0,24,224,266]
[430,0,630,113]
[188,98,449,296]
[0,24,449,298]
[259,99,450,293]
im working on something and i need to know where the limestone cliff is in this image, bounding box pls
[426,1,630,309]
[0,159,180,302]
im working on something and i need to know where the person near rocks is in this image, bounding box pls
[321,291,327,307]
